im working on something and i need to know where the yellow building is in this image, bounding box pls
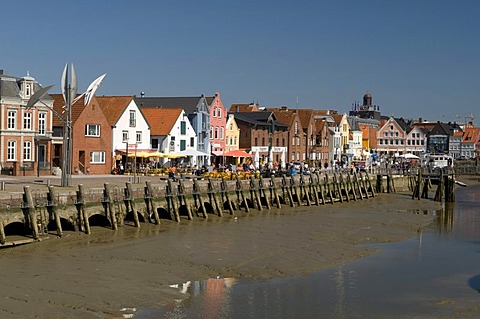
[225,114,240,152]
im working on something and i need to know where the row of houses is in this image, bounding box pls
[0,70,478,176]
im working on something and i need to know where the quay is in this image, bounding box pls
[0,168,468,247]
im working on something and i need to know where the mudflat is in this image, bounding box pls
[0,192,441,318]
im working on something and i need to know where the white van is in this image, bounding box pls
[425,154,453,169]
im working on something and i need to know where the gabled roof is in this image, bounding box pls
[229,103,260,112]
[331,114,345,126]
[271,109,296,126]
[141,108,182,136]
[296,109,314,129]
[96,96,135,126]
[462,127,480,143]
[134,96,204,114]
[314,119,327,134]
[233,112,288,128]
[51,94,89,127]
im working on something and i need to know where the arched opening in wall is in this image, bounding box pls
[88,214,111,228]
[4,222,29,237]
[156,207,172,220]
[275,195,286,205]
[223,200,237,211]
[202,202,215,215]
[241,198,254,209]
[178,204,190,218]
[124,211,145,224]
[46,218,75,232]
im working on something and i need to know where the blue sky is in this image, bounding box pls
[3,0,479,123]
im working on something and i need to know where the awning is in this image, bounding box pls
[212,151,224,156]
[177,149,210,157]
[223,150,253,158]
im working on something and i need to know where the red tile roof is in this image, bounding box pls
[141,108,182,136]
[96,96,134,126]
[51,94,90,127]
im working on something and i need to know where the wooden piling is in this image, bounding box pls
[47,186,63,237]
[364,172,376,197]
[235,175,249,213]
[333,174,343,203]
[221,177,235,215]
[270,176,281,209]
[125,182,140,227]
[145,181,161,225]
[23,186,40,240]
[258,176,271,209]
[103,183,118,230]
[178,180,193,220]
[207,178,223,217]
[309,174,320,206]
[193,179,208,218]
[353,174,364,200]
[282,175,295,207]
[249,176,263,211]
[0,221,5,244]
[166,180,180,222]
[324,174,335,204]
[75,185,91,234]
[299,175,311,206]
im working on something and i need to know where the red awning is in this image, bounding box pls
[223,150,253,158]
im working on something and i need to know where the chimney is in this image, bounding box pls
[418,117,423,123]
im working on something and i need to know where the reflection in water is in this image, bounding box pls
[164,278,237,318]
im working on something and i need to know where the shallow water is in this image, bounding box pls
[139,184,480,319]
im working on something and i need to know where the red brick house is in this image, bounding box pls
[52,94,112,175]
[232,111,289,169]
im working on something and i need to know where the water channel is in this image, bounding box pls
[139,183,480,319]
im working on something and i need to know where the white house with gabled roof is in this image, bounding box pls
[96,96,150,167]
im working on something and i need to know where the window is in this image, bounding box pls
[8,110,16,129]
[230,124,233,131]
[152,139,159,149]
[292,137,295,145]
[218,108,222,118]
[262,137,265,146]
[136,131,142,143]
[180,121,186,135]
[190,137,194,147]
[24,141,32,161]
[26,84,31,97]
[23,112,32,130]
[210,126,213,138]
[233,137,237,145]
[90,151,105,163]
[276,138,279,146]
[254,137,258,145]
[214,127,218,139]
[7,140,16,160]
[122,131,129,142]
[220,127,224,139]
[129,110,136,127]
[85,124,100,137]
[38,112,46,135]
[294,121,299,135]
[180,140,186,151]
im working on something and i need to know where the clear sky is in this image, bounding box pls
[2,0,479,123]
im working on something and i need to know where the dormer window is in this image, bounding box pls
[25,84,31,97]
